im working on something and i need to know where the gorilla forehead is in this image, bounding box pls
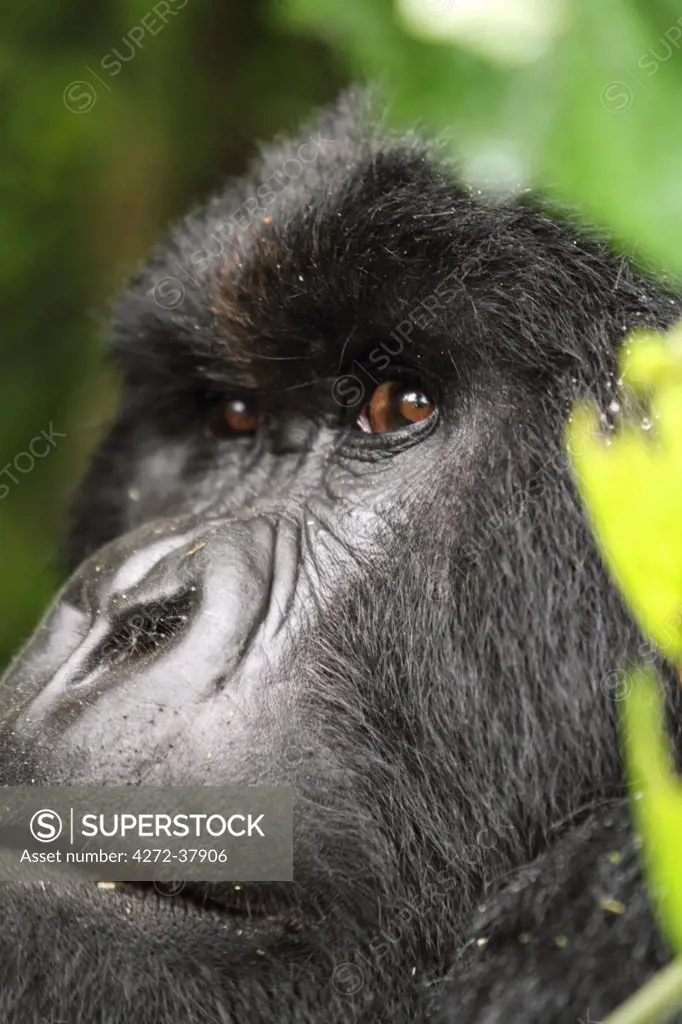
[110,97,671,404]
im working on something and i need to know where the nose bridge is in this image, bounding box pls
[264,412,317,457]
[249,422,341,508]
[187,437,335,534]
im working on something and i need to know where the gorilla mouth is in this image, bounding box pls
[116,880,308,941]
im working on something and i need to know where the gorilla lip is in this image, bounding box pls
[119,880,307,938]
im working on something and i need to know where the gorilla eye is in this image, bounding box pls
[224,399,260,433]
[358,381,437,434]
[204,398,261,438]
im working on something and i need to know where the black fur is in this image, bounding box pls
[1,93,681,1024]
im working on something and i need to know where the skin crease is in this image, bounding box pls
[1,93,682,1023]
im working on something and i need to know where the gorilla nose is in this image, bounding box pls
[1,515,288,744]
[53,589,198,692]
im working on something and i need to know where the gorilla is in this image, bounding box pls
[0,93,680,1024]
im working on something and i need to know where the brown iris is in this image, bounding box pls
[204,398,261,438]
[224,399,260,433]
[358,381,437,434]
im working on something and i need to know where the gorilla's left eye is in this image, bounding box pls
[357,381,437,433]
[204,398,261,438]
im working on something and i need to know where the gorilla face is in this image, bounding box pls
[5,376,450,788]
[0,97,679,1023]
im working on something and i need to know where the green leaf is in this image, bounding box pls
[568,327,682,659]
[624,671,682,954]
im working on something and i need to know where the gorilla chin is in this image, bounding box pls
[0,92,680,1023]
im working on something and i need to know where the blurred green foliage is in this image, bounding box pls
[280,0,682,273]
[568,327,682,1022]
[0,0,344,667]
[570,329,682,659]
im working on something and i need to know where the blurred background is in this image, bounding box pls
[2,0,681,666]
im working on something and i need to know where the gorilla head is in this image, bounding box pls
[0,95,679,1023]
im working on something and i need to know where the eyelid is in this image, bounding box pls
[353,360,442,396]
[340,405,439,458]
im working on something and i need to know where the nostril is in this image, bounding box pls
[86,591,198,673]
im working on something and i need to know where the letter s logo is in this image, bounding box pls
[30,809,63,843]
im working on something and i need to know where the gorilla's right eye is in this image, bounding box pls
[204,398,261,438]
[357,380,437,434]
